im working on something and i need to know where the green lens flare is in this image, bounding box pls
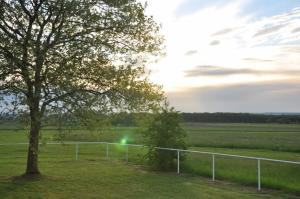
[121,138,127,145]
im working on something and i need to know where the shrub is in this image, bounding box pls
[143,105,187,171]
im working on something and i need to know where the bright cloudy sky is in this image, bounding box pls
[141,0,300,113]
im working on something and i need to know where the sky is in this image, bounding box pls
[141,0,300,113]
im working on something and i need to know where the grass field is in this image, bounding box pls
[184,123,300,152]
[1,162,297,199]
[0,122,300,197]
[2,123,300,152]
[0,144,299,199]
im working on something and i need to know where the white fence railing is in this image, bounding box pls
[1,141,300,191]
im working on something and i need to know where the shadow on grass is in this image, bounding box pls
[0,174,61,198]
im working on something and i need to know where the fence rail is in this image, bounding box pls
[1,141,300,191]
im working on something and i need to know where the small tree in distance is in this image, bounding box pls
[143,103,187,171]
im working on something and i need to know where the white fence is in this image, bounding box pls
[1,141,300,191]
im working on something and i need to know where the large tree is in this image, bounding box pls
[0,0,164,176]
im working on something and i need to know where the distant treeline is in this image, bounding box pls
[181,113,300,124]
[1,112,300,127]
[111,112,300,125]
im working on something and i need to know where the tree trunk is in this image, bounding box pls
[25,109,41,176]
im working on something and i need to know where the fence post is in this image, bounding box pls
[75,144,79,160]
[106,143,109,160]
[257,159,261,191]
[125,145,128,163]
[212,154,215,181]
[177,150,180,174]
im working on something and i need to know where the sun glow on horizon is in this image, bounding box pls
[143,0,300,92]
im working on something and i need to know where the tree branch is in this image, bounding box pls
[41,88,112,113]
[18,0,33,18]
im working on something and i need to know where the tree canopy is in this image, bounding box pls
[0,0,164,175]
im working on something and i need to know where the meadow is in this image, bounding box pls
[0,151,296,199]
[0,122,300,197]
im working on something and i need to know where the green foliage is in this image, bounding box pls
[0,0,164,173]
[143,105,187,171]
[0,0,164,126]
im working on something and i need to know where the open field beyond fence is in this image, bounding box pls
[0,123,300,196]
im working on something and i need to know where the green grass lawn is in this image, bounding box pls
[1,142,299,195]
[182,148,300,193]
[1,123,300,196]
[0,152,299,199]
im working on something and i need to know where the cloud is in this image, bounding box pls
[184,65,252,77]
[292,27,300,33]
[211,28,234,36]
[184,65,300,77]
[210,40,220,46]
[167,80,300,112]
[144,0,300,94]
[253,24,287,37]
[185,50,198,56]
[281,45,300,53]
[243,58,273,62]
